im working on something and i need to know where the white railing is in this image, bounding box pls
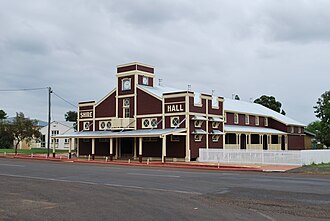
[199,149,330,166]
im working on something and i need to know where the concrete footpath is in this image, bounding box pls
[0,153,299,172]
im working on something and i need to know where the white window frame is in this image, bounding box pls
[255,116,259,126]
[298,127,301,134]
[194,134,203,142]
[123,107,130,118]
[142,76,148,85]
[194,120,203,128]
[142,118,150,129]
[234,113,239,124]
[123,98,130,107]
[264,117,268,126]
[171,116,180,128]
[245,115,249,125]
[83,122,90,131]
[212,135,220,142]
[122,78,131,91]
[212,121,220,128]
[150,118,158,128]
[224,113,227,123]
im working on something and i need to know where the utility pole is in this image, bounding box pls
[47,87,52,157]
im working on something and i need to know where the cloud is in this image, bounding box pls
[0,0,329,124]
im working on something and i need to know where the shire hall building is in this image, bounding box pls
[55,62,306,162]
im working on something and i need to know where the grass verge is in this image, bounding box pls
[289,163,330,174]
[0,148,70,154]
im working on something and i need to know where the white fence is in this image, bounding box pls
[199,149,330,166]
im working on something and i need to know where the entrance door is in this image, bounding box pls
[263,135,268,150]
[240,134,246,149]
[281,135,285,150]
[120,138,134,158]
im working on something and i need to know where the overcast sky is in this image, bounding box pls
[0,0,329,124]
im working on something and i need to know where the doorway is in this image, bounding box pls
[240,134,246,149]
[263,135,268,150]
[120,138,134,158]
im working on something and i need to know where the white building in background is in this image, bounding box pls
[36,121,76,150]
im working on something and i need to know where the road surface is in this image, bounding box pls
[0,158,329,221]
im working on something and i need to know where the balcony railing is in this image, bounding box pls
[111,118,135,129]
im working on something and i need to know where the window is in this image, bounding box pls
[142,118,158,129]
[234,113,239,124]
[123,98,130,107]
[251,134,260,144]
[51,130,59,135]
[212,135,220,142]
[271,135,279,144]
[83,122,90,130]
[143,119,150,128]
[107,121,112,129]
[122,78,131,91]
[124,108,130,118]
[264,117,268,126]
[142,76,148,85]
[151,118,157,128]
[225,133,236,144]
[171,117,180,127]
[99,121,111,130]
[171,135,180,142]
[51,138,59,144]
[212,121,220,128]
[41,135,45,147]
[245,115,249,125]
[194,134,202,142]
[194,120,203,128]
[64,139,69,144]
[100,121,106,130]
[255,116,259,126]
[298,127,301,134]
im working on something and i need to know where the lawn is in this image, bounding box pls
[289,163,330,174]
[0,148,70,154]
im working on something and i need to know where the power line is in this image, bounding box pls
[52,91,78,108]
[0,87,48,92]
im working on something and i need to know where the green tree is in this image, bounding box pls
[10,112,41,154]
[65,111,77,122]
[0,109,7,119]
[314,90,330,147]
[306,121,321,134]
[254,95,286,115]
[0,121,14,148]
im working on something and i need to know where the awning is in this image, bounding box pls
[192,115,207,121]
[192,129,207,134]
[224,125,286,134]
[52,128,187,139]
[209,117,224,122]
[210,130,224,135]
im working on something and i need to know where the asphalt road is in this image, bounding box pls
[0,158,329,221]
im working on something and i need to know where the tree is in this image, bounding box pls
[0,109,7,119]
[234,95,240,100]
[314,90,330,147]
[0,121,14,148]
[65,111,77,122]
[10,112,41,154]
[254,95,286,115]
[306,121,321,135]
